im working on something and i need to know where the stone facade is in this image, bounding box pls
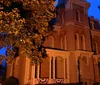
[6,0,100,85]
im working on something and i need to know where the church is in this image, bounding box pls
[6,0,100,85]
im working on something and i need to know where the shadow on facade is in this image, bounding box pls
[2,76,19,85]
[93,82,100,85]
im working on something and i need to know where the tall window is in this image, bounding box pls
[76,10,80,22]
[81,35,86,50]
[44,36,54,48]
[62,12,65,24]
[93,42,98,54]
[48,36,54,48]
[61,35,67,50]
[39,58,49,78]
[75,34,79,50]
[55,57,64,78]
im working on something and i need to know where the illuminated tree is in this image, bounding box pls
[0,0,56,64]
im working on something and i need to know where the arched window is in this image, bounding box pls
[93,42,98,54]
[49,36,54,48]
[81,35,86,50]
[62,12,65,24]
[61,35,67,50]
[75,34,79,50]
[76,10,80,22]
[43,36,54,48]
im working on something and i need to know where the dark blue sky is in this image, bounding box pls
[0,0,100,56]
[87,0,100,20]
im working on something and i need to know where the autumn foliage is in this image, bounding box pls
[0,0,56,64]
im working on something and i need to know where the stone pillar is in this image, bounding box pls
[49,57,52,83]
[67,56,70,83]
[49,57,51,79]
[24,58,30,84]
[53,57,55,79]
[10,62,13,76]
[14,57,19,78]
[37,64,40,79]
[64,58,66,82]
[30,65,35,85]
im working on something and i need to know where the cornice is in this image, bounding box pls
[68,0,90,8]
[91,30,100,37]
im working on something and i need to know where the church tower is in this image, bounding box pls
[57,0,90,26]
[55,0,91,51]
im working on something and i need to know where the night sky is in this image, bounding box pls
[0,0,100,61]
[86,0,100,20]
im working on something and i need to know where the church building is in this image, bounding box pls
[6,0,100,85]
